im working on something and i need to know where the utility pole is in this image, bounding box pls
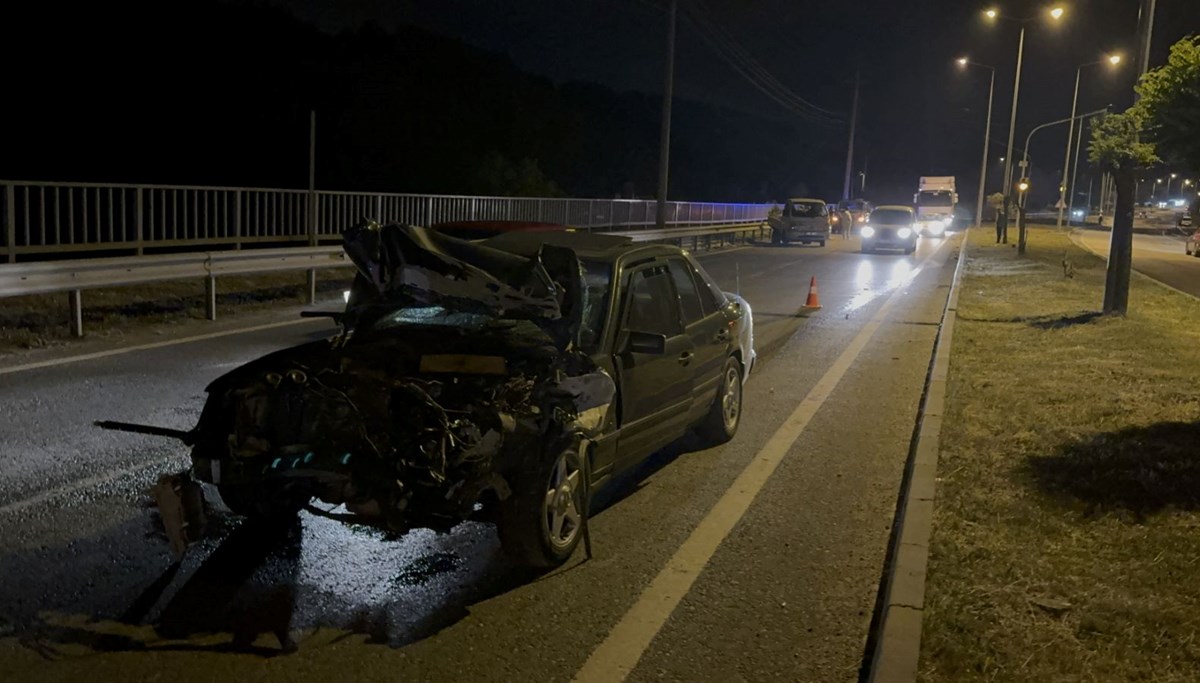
[306,109,318,304]
[655,0,678,230]
[842,70,860,201]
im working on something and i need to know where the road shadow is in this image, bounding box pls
[959,310,1103,329]
[1026,421,1200,520]
[0,492,536,659]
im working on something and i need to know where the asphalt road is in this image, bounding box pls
[1073,229,1200,298]
[0,232,961,682]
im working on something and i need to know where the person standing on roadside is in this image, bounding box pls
[839,207,854,239]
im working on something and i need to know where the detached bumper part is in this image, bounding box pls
[152,473,208,559]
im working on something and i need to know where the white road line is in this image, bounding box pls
[0,318,326,377]
[0,455,180,516]
[572,236,954,683]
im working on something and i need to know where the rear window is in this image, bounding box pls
[869,209,913,225]
[786,201,828,218]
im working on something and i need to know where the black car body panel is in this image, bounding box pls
[138,222,753,553]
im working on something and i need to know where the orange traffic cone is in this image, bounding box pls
[804,276,822,309]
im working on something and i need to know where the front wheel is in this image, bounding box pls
[818,240,826,247]
[498,443,587,568]
[696,356,743,446]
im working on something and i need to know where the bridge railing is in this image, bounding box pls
[1,180,774,262]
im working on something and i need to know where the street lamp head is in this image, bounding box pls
[957,56,968,67]
[1108,54,1122,66]
[1018,180,1030,192]
[1172,172,1178,178]
[1049,7,1064,20]
[985,8,998,19]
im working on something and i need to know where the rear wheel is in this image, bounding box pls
[818,240,826,247]
[498,442,587,568]
[696,356,743,446]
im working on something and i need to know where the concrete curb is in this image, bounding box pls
[865,229,968,683]
[1067,229,1200,303]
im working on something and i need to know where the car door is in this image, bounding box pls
[613,262,695,465]
[666,257,729,423]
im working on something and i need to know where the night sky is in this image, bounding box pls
[271,0,1198,204]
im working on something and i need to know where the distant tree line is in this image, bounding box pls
[1,0,840,202]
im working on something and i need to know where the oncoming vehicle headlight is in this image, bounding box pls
[861,226,876,238]
[897,227,913,239]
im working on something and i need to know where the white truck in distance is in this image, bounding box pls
[914,176,957,236]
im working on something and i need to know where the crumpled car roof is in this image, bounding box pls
[343,221,586,349]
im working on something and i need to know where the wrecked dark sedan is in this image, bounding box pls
[109,222,754,568]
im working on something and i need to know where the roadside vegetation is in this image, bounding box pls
[920,226,1200,681]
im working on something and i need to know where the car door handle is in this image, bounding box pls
[678,351,694,365]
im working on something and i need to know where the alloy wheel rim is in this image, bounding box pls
[543,452,582,550]
[721,366,741,431]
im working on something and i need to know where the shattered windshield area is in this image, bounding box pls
[579,259,611,354]
[368,306,494,330]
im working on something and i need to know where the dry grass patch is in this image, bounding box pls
[920,227,1200,682]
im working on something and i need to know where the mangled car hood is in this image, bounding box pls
[342,221,585,349]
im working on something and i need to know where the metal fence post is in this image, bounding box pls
[205,274,217,321]
[375,195,383,222]
[4,184,15,263]
[234,190,242,250]
[134,188,144,256]
[69,289,83,337]
[306,269,317,305]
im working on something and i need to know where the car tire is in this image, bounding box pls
[905,246,915,255]
[498,440,587,569]
[696,356,743,446]
[771,230,782,245]
[819,240,826,247]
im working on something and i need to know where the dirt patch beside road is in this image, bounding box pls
[919,227,1200,681]
[0,271,353,357]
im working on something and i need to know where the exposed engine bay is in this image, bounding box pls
[117,222,616,556]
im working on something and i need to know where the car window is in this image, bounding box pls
[688,258,727,314]
[786,201,827,217]
[625,265,682,336]
[578,259,612,353]
[668,258,705,324]
[869,209,913,225]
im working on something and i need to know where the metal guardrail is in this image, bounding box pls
[0,221,769,337]
[1,180,774,262]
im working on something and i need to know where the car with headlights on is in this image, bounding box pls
[860,205,918,254]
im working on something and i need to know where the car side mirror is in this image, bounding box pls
[624,330,667,355]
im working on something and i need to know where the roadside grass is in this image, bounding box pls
[0,271,352,355]
[920,227,1200,681]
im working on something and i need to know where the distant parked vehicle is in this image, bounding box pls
[1185,228,1200,257]
[1178,213,1194,229]
[770,198,831,246]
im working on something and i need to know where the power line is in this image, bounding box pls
[628,0,844,126]
[688,0,843,119]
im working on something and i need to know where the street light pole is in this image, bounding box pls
[1001,23,1025,225]
[959,59,996,229]
[655,0,677,231]
[1056,68,1082,227]
[1068,110,1086,222]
